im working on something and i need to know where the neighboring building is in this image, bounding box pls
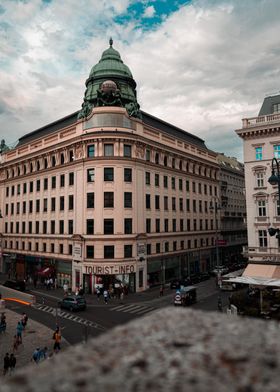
[236,93,280,277]
[216,153,247,264]
[0,40,221,293]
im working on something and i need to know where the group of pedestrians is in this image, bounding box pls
[96,286,125,303]
[3,353,16,376]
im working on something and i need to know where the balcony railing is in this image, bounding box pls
[242,113,280,128]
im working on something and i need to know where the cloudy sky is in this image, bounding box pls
[1,0,280,161]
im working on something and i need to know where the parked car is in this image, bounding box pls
[189,274,201,284]
[59,295,87,311]
[3,280,26,291]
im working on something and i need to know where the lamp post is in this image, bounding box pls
[268,158,280,243]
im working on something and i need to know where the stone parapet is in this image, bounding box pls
[1,307,280,391]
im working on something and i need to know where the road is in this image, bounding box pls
[4,277,230,345]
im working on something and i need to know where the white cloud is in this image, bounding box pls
[1,0,280,161]
[143,5,155,18]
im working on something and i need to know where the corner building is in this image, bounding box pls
[0,41,220,292]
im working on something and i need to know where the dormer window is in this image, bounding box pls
[273,103,280,113]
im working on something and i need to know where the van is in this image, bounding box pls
[174,286,197,306]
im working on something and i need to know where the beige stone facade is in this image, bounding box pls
[0,106,221,292]
[236,95,280,266]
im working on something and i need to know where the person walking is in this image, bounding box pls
[103,289,109,304]
[96,287,101,301]
[32,348,41,364]
[3,353,10,376]
[159,285,164,297]
[218,296,223,312]
[12,335,19,353]
[9,354,16,374]
[53,327,62,353]
[21,313,28,330]
[16,321,24,344]
[63,282,68,296]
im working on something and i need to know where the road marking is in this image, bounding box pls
[121,305,144,313]
[109,304,157,315]
[113,304,137,312]
[133,307,155,315]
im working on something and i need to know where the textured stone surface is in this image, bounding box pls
[1,307,280,391]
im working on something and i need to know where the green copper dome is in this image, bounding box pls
[78,39,141,120]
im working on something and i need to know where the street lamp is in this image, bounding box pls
[268,158,280,243]
[209,200,221,268]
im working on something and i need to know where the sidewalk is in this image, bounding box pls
[0,308,68,378]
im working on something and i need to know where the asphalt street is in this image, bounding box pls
[3,277,230,345]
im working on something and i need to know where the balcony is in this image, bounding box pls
[242,113,280,128]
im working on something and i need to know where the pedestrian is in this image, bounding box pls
[9,353,16,374]
[1,312,6,326]
[96,287,101,301]
[54,278,58,290]
[12,335,19,353]
[63,282,68,296]
[39,347,48,361]
[218,296,223,312]
[32,348,41,364]
[78,286,84,296]
[159,285,164,297]
[120,291,124,303]
[3,353,10,376]
[16,321,24,344]
[103,289,109,304]
[21,312,28,330]
[53,327,62,353]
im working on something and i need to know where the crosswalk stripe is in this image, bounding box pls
[133,307,155,315]
[128,306,150,314]
[121,305,144,313]
[109,304,127,311]
[114,304,137,312]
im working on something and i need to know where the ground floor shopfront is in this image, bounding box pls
[3,252,72,288]
[72,260,147,294]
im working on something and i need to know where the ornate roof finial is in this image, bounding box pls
[109,37,113,47]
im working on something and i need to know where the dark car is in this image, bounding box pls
[59,295,87,311]
[3,280,26,292]
[170,279,181,289]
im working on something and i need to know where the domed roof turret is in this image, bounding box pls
[78,39,141,120]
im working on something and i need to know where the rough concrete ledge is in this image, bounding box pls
[1,307,280,392]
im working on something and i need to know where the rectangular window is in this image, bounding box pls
[11,203,14,215]
[205,201,208,213]
[258,200,266,217]
[146,149,150,161]
[155,195,160,210]
[255,146,263,161]
[124,218,132,234]
[51,243,54,253]
[124,168,132,182]
[259,230,267,248]
[69,172,74,186]
[69,150,74,162]
[59,220,64,234]
[68,195,74,210]
[59,244,64,254]
[155,174,159,187]
[179,198,183,211]
[104,144,114,156]
[186,199,190,212]
[43,198,48,212]
[86,246,94,259]
[173,241,177,251]
[16,202,20,214]
[104,192,114,208]
[146,219,151,233]
[192,182,196,193]
[36,180,40,192]
[104,219,114,234]
[180,240,184,250]
[68,220,73,235]
[60,196,65,211]
[164,176,168,188]
[11,186,14,196]
[146,194,151,209]
[171,177,176,190]
[29,221,32,234]
[164,219,169,232]
[199,200,202,213]
[104,245,114,259]
[51,197,56,212]
[51,176,56,189]
[156,218,160,233]
[165,242,169,252]
[156,243,161,253]
[124,144,132,157]
[87,219,94,235]
[198,183,202,194]
[179,179,183,191]
[124,245,133,258]
[87,192,95,208]
[186,180,189,192]
[172,197,176,211]
[17,184,20,195]
[5,204,8,215]
[69,244,73,255]
[145,172,150,185]
[256,172,264,188]
[172,219,176,232]
[43,221,47,234]
[104,168,114,181]
[204,184,207,195]
[87,169,95,182]
[180,219,184,231]
[164,196,168,210]
[23,201,26,214]
[193,200,196,213]
[43,243,46,252]
[193,219,197,231]
[273,103,280,113]
[29,200,33,213]
[60,174,65,187]
[124,192,132,208]
[44,178,48,190]
[88,145,95,158]
[51,220,55,234]
[36,199,40,213]
[6,187,9,197]
[277,199,280,216]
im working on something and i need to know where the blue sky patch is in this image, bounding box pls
[115,0,192,30]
